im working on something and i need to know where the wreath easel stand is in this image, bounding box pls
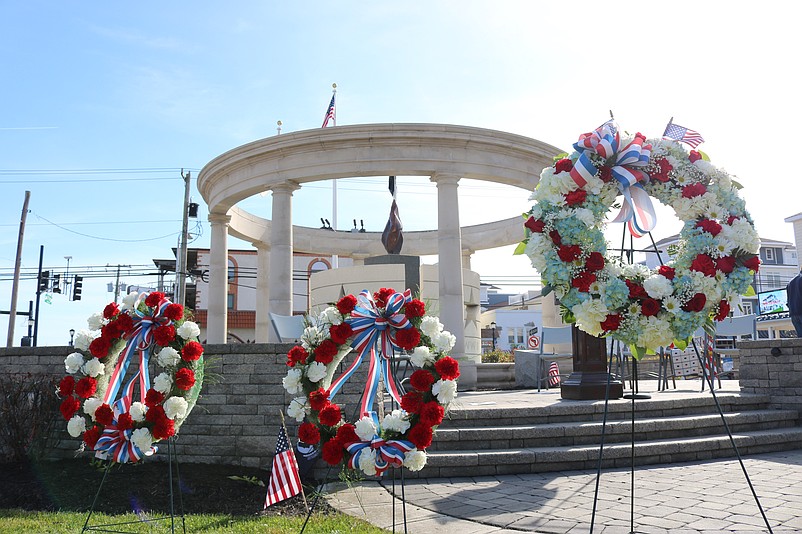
[81,436,186,534]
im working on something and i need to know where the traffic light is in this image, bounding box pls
[38,271,50,293]
[73,275,83,301]
[53,274,61,294]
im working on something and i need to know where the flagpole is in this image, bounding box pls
[330,83,339,268]
[279,410,310,514]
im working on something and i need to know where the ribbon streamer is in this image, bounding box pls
[94,397,146,463]
[345,436,415,475]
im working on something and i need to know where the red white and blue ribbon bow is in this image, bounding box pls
[103,294,172,415]
[94,396,148,463]
[569,121,657,237]
[328,289,412,423]
[345,436,415,475]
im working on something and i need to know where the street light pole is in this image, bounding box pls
[490,321,497,350]
[176,169,191,307]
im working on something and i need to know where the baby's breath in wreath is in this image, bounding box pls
[519,121,761,357]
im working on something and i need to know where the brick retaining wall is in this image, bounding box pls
[740,337,802,413]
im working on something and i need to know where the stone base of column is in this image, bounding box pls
[456,359,477,391]
[364,254,421,296]
[560,372,623,400]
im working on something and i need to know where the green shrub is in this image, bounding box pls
[0,373,62,462]
[481,349,514,363]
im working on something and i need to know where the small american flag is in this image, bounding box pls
[264,426,303,508]
[548,361,561,387]
[662,122,704,148]
[704,337,719,379]
[322,94,336,128]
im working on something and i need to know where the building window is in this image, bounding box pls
[741,302,753,315]
[764,248,775,262]
[227,293,235,309]
[227,258,237,280]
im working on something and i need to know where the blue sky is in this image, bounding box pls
[2,2,800,345]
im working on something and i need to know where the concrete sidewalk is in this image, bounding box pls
[326,382,802,533]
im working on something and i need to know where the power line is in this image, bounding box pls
[31,213,181,242]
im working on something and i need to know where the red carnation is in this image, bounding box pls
[690,254,717,277]
[557,244,582,262]
[114,313,134,335]
[145,405,168,423]
[696,219,722,236]
[555,158,573,173]
[83,426,102,450]
[409,369,436,391]
[682,183,707,198]
[103,302,119,320]
[524,216,546,233]
[145,292,165,308]
[175,368,196,391]
[318,404,342,427]
[117,412,134,432]
[152,418,176,440]
[549,230,562,245]
[626,280,648,299]
[89,336,112,359]
[658,265,676,280]
[405,299,426,319]
[408,424,434,450]
[716,256,736,274]
[164,303,184,321]
[682,292,707,313]
[153,324,176,346]
[727,215,740,225]
[75,377,97,399]
[94,404,114,426]
[395,327,421,351]
[181,341,204,361]
[743,255,761,272]
[565,189,587,207]
[601,314,621,332]
[715,300,731,322]
[59,396,81,420]
[373,287,395,308]
[145,388,165,407]
[329,323,354,345]
[641,298,661,317]
[287,345,309,367]
[308,388,330,411]
[651,158,673,182]
[434,356,460,381]
[321,439,345,465]
[401,390,424,414]
[585,251,605,272]
[571,270,597,292]
[298,422,321,445]
[599,166,612,182]
[314,339,339,365]
[58,375,75,397]
[688,150,702,163]
[336,294,357,315]
[335,424,359,446]
[419,401,445,427]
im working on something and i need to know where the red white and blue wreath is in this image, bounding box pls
[519,121,760,357]
[56,291,204,463]
[283,288,459,476]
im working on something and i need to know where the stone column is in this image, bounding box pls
[207,213,231,344]
[461,247,474,271]
[254,242,271,343]
[268,183,300,341]
[431,173,474,390]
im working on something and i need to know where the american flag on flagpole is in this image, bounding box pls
[264,426,303,508]
[704,336,719,380]
[662,121,704,148]
[548,361,561,387]
[322,93,336,128]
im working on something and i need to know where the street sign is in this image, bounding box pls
[528,335,540,349]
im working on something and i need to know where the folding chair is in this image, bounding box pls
[269,312,305,342]
[536,326,574,391]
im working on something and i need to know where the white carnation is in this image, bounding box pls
[432,379,458,404]
[83,398,102,420]
[287,397,308,422]
[306,361,327,383]
[301,326,322,350]
[163,396,189,420]
[382,409,411,434]
[572,298,609,338]
[67,415,86,437]
[157,347,181,367]
[81,358,105,378]
[432,331,456,352]
[402,449,427,471]
[121,292,139,311]
[131,428,154,453]
[64,352,85,374]
[420,316,443,338]
[643,275,673,300]
[357,448,378,476]
[322,306,342,325]
[573,208,596,227]
[129,401,148,422]
[176,321,200,340]
[282,368,304,394]
[354,416,377,441]
[153,372,173,394]
[73,330,97,352]
[87,313,106,331]
[410,346,434,368]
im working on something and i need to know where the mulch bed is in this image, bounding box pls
[0,458,330,517]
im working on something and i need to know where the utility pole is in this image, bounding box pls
[176,169,191,307]
[33,245,44,347]
[6,190,30,347]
